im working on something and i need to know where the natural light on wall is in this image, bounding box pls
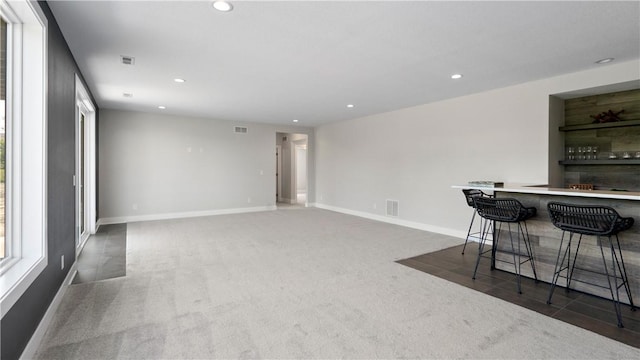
[0,0,47,318]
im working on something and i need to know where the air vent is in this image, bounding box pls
[120,55,135,65]
[386,199,399,217]
[123,93,133,98]
[234,126,248,134]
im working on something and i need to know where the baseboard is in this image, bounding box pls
[99,203,472,239]
[312,203,467,240]
[98,205,278,225]
[20,262,78,360]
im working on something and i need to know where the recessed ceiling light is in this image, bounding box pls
[292,119,299,123]
[174,78,186,83]
[212,1,233,12]
[595,58,614,64]
[451,74,463,79]
[158,106,166,109]
[123,93,133,98]
[346,104,355,108]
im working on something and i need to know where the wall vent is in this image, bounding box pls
[234,126,248,134]
[120,55,135,65]
[386,199,399,217]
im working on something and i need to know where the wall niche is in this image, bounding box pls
[560,88,640,191]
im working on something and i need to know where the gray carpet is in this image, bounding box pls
[35,208,640,359]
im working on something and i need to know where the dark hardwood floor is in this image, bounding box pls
[397,244,640,349]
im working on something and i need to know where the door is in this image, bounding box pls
[77,107,89,247]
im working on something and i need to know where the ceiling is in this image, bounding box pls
[48,1,640,127]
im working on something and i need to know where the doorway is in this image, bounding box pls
[276,144,282,202]
[75,76,96,253]
[276,133,308,207]
[294,142,307,204]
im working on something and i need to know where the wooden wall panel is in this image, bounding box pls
[565,89,640,125]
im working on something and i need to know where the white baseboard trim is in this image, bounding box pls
[312,203,468,240]
[20,262,78,360]
[98,205,278,225]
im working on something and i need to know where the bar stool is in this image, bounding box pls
[461,189,493,254]
[472,197,538,293]
[546,202,636,328]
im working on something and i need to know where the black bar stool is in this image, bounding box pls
[472,197,538,293]
[546,202,636,328]
[461,189,493,254]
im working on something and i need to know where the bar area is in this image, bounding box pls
[459,184,640,303]
[452,87,640,328]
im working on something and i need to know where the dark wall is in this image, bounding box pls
[0,2,98,359]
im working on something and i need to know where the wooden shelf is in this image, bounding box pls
[559,119,640,132]
[560,159,640,165]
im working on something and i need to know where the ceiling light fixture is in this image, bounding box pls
[451,74,463,79]
[293,119,299,123]
[346,104,355,108]
[595,58,614,64]
[158,106,166,109]
[174,78,186,83]
[212,1,233,12]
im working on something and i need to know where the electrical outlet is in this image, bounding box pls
[373,203,377,209]
[247,197,252,203]
[132,203,138,210]
[61,255,64,270]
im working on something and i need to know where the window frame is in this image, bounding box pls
[0,0,48,319]
[1,16,9,263]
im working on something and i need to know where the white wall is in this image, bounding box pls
[314,60,640,238]
[98,109,313,223]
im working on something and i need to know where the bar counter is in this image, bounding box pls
[454,183,640,200]
[452,183,640,304]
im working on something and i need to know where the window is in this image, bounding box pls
[0,0,47,318]
[1,17,6,261]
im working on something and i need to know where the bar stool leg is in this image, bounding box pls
[612,234,636,311]
[472,218,488,279]
[519,221,538,281]
[490,221,498,270]
[609,237,624,328]
[473,218,494,280]
[506,223,522,294]
[462,211,478,255]
[598,235,624,328]
[547,231,569,304]
[566,235,583,290]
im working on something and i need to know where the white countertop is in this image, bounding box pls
[452,183,640,201]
